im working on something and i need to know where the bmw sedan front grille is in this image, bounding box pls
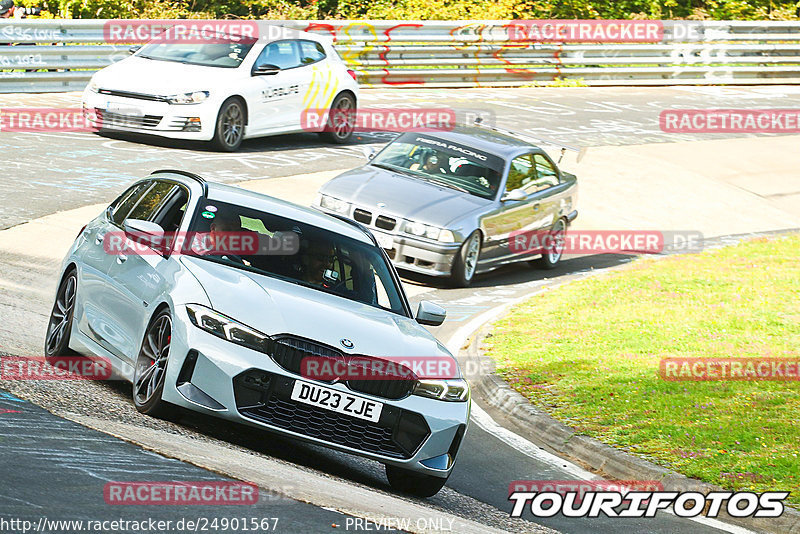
[233,370,430,459]
[268,335,417,401]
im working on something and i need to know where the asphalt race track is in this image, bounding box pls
[3,86,798,533]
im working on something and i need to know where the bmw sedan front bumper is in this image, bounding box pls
[160,306,470,478]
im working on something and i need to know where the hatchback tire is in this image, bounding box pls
[320,93,356,144]
[212,98,246,152]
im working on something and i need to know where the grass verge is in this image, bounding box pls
[486,234,800,504]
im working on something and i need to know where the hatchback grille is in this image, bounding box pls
[97,88,168,102]
[95,108,162,128]
[269,336,417,400]
[234,371,430,459]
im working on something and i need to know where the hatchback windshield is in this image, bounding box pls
[188,201,407,315]
[137,35,254,68]
[371,135,504,200]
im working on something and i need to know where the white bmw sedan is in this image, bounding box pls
[82,27,359,151]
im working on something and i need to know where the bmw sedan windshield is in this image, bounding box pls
[188,200,407,315]
[137,40,254,68]
[371,133,504,200]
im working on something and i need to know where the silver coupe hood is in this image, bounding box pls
[320,166,491,227]
[180,256,452,360]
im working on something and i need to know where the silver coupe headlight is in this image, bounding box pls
[402,220,454,242]
[413,379,469,402]
[318,194,351,214]
[186,304,269,353]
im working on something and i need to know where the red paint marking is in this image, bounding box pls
[0,409,22,414]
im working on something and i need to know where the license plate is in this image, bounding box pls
[106,102,143,116]
[290,380,383,423]
[373,232,394,250]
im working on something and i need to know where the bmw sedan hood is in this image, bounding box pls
[181,256,452,360]
[321,166,491,228]
[94,56,235,95]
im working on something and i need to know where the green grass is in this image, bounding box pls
[486,234,800,504]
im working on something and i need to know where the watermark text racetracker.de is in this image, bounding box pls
[509,230,704,256]
[0,108,99,132]
[1,356,111,380]
[660,109,800,133]
[660,357,800,381]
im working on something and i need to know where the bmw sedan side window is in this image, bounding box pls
[507,154,537,193]
[125,181,177,223]
[110,182,150,226]
[256,40,301,70]
[533,154,560,189]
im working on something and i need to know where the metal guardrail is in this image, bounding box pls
[2,19,800,92]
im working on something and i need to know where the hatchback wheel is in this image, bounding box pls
[385,464,449,498]
[320,93,356,144]
[212,98,245,152]
[133,309,177,418]
[450,231,481,287]
[44,269,78,357]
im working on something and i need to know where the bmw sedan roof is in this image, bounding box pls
[415,125,545,159]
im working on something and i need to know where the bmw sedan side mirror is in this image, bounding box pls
[416,301,446,326]
[362,146,376,160]
[123,219,165,248]
[252,64,281,76]
[501,188,527,202]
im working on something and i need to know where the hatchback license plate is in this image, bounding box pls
[290,380,383,423]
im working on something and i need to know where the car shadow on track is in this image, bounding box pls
[94,130,395,153]
[399,252,638,292]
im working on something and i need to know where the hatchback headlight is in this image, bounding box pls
[403,220,454,242]
[186,304,269,353]
[166,91,210,105]
[318,194,351,214]
[413,379,469,402]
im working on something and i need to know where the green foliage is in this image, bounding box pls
[26,0,800,21]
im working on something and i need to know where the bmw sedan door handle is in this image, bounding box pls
[116,254,127,264]
[532,203,540,211]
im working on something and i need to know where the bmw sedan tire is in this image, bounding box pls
[533,218,566,270]
[450,231,481,287]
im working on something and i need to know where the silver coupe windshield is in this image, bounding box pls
[188,201,407,315]
[371,137,503,200]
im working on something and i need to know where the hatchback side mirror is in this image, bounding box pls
[252,64,280,76]
[501,188,526,202]
[416,301,446,326]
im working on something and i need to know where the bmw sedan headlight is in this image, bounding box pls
[186,304,269,352]
[402,220,455,243]
[414,379,469,402]
[317,193,351,215]
[166,91,210,105]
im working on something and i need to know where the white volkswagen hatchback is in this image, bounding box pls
[82,26,358,151]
